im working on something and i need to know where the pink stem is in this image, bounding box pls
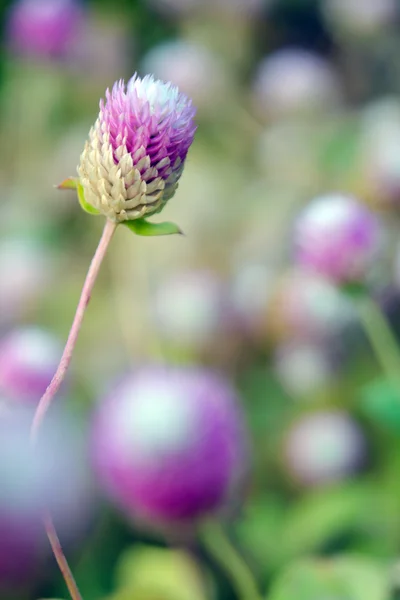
[43,512,83,600]
[31,218,117,442]
[30,218,117,600]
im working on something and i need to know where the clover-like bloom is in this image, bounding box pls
[294,194,382,284]
[91,367,248,524]
[78,74,197,222]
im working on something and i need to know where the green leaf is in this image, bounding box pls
[56,177,101,215]
[76,182,101,215]
[268,556,389,600]
[111,544,209,600]
[361,378,400,431]
[56,177,78,190]
[123,218,183,236]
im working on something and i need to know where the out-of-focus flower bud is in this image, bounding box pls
[141,41,229,113]
[0,237,54,326]
[268,270,355,343]
[253,49,341,121]
[273,342,335,399]
[92,367,248,525]
[152,270,227,352]
[284,410,366,486]
[78,74,196,222]
[0,328,62,405]
[294,194,382,284]
[0,407,93,587]
[359,99,400,207]
[7,0,83,59]
[322,0,397,38]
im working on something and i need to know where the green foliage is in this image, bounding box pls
[107,545,211,600]
[123,219,183,236]
[268,556,389,600]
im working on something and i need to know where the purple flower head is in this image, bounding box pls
[78,74,197,222]
[7,0,82,59]
[294,194,382,284]
[0,406,92,585]
[0,327,62,405]
[92,367,248,524]
[253,49,341,121]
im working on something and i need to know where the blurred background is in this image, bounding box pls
[2,0,400,598]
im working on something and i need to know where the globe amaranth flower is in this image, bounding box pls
[284,410,366,486]
[7,0,82,59]
[78,74,197,222]
[0,406,92,585]
[0,328,63,405]
[294,194,382,284]
[91,367,248,524]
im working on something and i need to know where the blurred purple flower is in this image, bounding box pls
[0,327,62,405]
[0,407,92,586]
[78,74,197,222]
[141,41,229,112]
[92,367,248,524]
[269,269,355,342]
[284,410,366,486]
[253,49,341,121]
[7,0,83,59]
[294,194,382,284]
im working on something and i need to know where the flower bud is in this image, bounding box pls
[274,342,335,399]
[0,406,92,587]
[0,327,62,404]
[294,194,382,284]
[322,0,397,38]
[7,0,83,59]
[284,410,366,486]
[268,269,355,342]
[92,367,248,525]
[253,49,341,121]
[78,74,196,222]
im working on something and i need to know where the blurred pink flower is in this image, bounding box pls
[92,367,248,525]
[253,49,341,120]
[7,0,83,59]
[294,194,382,284]
[0,328,63,405]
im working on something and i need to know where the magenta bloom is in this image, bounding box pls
[7,0,82,59]
[78,74,197,222]
[92,367,248,524]
[0,327,62,404]
[294,194,381,283]
[0,407,92,586]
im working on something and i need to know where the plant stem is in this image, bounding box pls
[30,218,117,600]
[358,295,400,393]
[43,512,83,600]
[31,218,117,442]
[200,520,262,600]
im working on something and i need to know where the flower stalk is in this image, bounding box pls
[44,512,83,600]
[200,520,262,600]
[31,218,117,442]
